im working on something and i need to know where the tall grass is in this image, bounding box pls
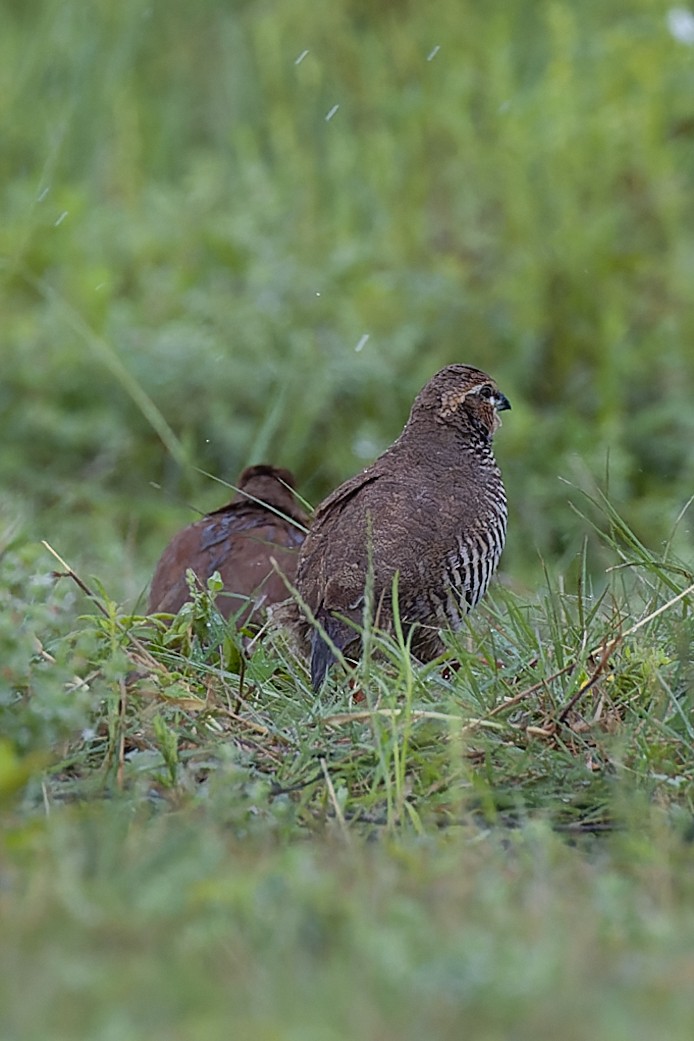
[1,0,693,597]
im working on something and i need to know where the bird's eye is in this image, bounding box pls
[478,385,493,401]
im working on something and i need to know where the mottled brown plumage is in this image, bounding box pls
[285,365,511,688]
[148,465,308,626]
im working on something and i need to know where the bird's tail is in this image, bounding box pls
[310,612,356,691]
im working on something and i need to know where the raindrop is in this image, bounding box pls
[294,49,310,65]
[54,211,68,227]
[427,45,441,61]
[355,333,370,353]
[37,186,49,202]
[315,291,321,297]
[325,104,340,122]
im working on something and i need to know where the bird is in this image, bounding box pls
[283,364,511,689]
[148,464,309,627]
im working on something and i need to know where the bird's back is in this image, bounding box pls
[149,467,308,625]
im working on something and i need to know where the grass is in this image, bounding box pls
[2,810,694,1041]
[2,0,694,1037]
[22,491,692,832]
[2,494,693,1039]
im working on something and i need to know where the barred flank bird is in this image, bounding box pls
[148,465,308,626]
[286,365,511,689]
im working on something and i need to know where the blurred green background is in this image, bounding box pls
[2,0,693,603]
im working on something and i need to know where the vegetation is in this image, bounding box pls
[1,1,693,1038]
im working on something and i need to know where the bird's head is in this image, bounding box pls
[234,465,305,518]
[409,364,511,440]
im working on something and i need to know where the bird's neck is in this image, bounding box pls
[396,412,498,467]
[391,420,499,476]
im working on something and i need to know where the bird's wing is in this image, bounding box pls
[200,501,303,549]
[312,467,383,522]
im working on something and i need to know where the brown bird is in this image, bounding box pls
[148,465,309,626]
[284,365,511,688]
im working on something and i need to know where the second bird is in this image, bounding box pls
[148,465,308,626]
[286,364,511,689]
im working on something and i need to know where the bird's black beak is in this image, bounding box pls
[495,392,511,412]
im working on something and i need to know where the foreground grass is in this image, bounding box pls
[1,497,692,1039]
[2,805,694,1041]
